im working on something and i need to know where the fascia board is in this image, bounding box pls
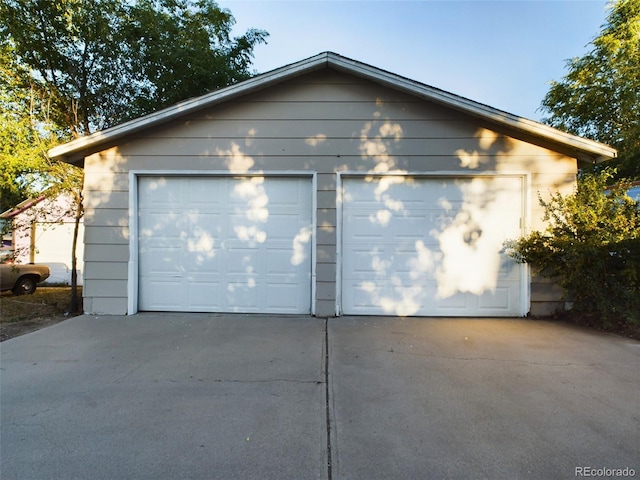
[0,195,47,219]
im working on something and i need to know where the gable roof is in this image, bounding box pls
[49,51,617,165]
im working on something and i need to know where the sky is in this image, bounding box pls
[218,0,610,122]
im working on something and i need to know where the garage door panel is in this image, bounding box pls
[268,214,308,239]
[189,282,222,309]
[225,249,263,276]
[184,213,223,231]
[393,234,427,244]
[138,179,180,207]
[392,215,430,232]
[224,283,262,312]
[138,176,312,313]
[343,248,393,274]
[342,281,386,311]
[228,217,268,244]
[266,179,306,204]
[186,179,224,205]
[266,284,308,312]
[342,176,524,317]
[436,292,469,310]
[140,246,182,274]
[342,282,434,316]
[344,214,384,237]
[345,212,438,242]
[344,243,442,274]
[497,258,521,279]
[477,287,512,310]
[267,248,303,274]
[140,279,184,310]
[184,259,222,274]
[140,210,181,228]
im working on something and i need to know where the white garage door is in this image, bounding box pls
[138,176,313,313]
[341,176,525,317]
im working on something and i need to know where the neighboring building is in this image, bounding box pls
[0,194,84,285]
[49,52,616,317]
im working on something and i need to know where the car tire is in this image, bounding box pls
[13,276,38,295]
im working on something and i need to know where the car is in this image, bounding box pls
[0,256,51,295]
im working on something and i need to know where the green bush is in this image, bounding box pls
[504,169,640,325]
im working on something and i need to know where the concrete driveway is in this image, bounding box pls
[1,314,638,479]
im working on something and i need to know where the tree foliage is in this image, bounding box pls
[1,0,268,137]
[505,169,640,324]
[0,38,62,212]
[126,0,268,118]
[540,0,640,177]
[1,0,267,210]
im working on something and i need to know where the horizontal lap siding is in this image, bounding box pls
[116,138,570,159]
[316,173,336,314]
[142,121,483,142]
[82,157,130,314]
[82,69,578,315]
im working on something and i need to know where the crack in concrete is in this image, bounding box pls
[324,317,333,480]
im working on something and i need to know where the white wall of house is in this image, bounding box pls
[9,195,84,286]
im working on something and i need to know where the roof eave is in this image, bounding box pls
[49,51,617,164]
[48,53,332,163]
[324,53,617,161]
[0,195,47,219]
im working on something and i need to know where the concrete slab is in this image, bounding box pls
[1,313,327,480]
[328,317,640,480]
[2,314,639,480]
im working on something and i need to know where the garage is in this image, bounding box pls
[137,175,314,314]
[48,53,616,316]
[340,175,526,317]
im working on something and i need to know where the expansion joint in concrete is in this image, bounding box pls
[324,317,333,480]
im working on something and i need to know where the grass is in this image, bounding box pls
[0,287,82,341]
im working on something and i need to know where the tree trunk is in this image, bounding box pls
[70,189,83,314]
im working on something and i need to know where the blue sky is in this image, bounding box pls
[219,0,610,122]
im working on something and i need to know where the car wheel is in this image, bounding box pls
[13,276,37,295]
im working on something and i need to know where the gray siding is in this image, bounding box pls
[82,69,578,316]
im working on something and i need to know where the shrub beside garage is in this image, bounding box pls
[505,169,640,328]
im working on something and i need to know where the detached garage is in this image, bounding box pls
[49,52,616,317]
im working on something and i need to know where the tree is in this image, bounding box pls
[1,0,267,311]
[1,37,84,309]
[1,0,129,137]
[1,0,268,136]
[505,169,640,324]
[540,0,640,178]
[125,0,268,118]
[0,38,54,212]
